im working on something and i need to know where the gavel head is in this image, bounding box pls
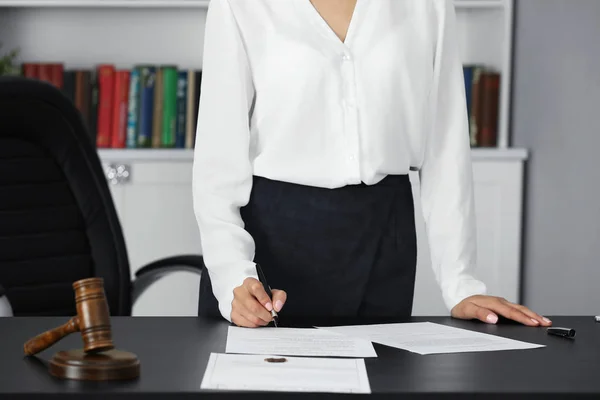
[73,277,114,353]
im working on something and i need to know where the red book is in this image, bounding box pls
[22,63,39,79]
[96,65,116,148]
[110,70,130,148]
[479,72,500,147]
[50,63,64,89]
[38,64,53,83]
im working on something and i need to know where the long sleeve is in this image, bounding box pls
[192,0,258,322]
[419,0,487,312]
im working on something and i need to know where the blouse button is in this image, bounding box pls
[342,53,351,61]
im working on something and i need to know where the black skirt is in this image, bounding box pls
[198,174,417,320]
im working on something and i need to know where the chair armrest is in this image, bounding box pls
[0,284,13,317]
[131,255,204,306]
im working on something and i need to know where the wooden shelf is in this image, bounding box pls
[0,0,512,148]
[0,0,504,9]
[454,0,505,9]
[97,148,527,162]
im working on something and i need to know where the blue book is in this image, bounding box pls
[463,65,474,122]
[126,67,140,148]
[175,70,188,148]
[137,66,156,148]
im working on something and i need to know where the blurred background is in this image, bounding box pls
[0,0,598,317]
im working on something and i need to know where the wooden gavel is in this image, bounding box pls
[24,277,114,356]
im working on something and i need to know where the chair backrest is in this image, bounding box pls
[0,77,131,316]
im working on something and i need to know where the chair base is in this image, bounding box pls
[49,349,140,381]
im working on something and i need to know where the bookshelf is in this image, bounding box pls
[0,0,525,318]
[0,0,516,153]
[0,0,503,8]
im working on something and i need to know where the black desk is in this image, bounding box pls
[0,316,598,399]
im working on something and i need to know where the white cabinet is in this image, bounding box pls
[101,151,202,316]
[99,148,527,317]
[411,150,526,315]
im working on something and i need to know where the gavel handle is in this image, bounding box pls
[23,316,80,356]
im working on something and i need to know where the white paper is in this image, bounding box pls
[317,322,545,355]
[226,326,377,358]
[200,353,371,394]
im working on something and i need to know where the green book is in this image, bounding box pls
[161,66,178,148]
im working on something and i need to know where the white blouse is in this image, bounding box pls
[192,0,487,321]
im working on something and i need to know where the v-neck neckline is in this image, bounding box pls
[297,0,365,47]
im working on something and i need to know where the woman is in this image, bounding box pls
[193,0,551,329]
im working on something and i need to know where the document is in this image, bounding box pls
[317,322,545,355]
[226,326,377,358]
[201,353,371,394]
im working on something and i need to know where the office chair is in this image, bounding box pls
[0,76,204,317]
[0,284,11,316]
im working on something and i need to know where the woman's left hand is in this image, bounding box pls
[451,295,552,327]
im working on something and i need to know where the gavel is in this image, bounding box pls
[24,277,113,356]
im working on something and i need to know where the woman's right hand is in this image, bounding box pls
[231,277,287,328]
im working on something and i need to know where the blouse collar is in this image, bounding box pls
[293,0,369,50]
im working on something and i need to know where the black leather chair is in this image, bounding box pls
[0,76,204,317]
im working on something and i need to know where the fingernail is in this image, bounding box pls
[486,314,498,324]
[265,302,273,311]
[275,300,283,312]
[543,317,552,323]
[531,318,540,325]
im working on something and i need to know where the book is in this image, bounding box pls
[110,70,130,148]
[138,65,156,148]
[63,70,76,104]
[74,70,91,128]
[161,66,178,148]
[89,70,99,145]
[18,61,203,150]
[152,68,164,148]
[22,63,38,78]
[38,64,53,84]
[127,67,141,148]
[63,68,97,145]
[176,70,188,149]
[479,72,500,147]
[50,64,64,89]
[192,70,202,149]
[463,65,474,123]
[463,65,500,148]
[185,70,196,149]
[96,64,116,148]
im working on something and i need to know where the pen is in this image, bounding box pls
[547,327,576,339]
[255,263,279,327]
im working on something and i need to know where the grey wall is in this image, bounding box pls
[512,0,600,314]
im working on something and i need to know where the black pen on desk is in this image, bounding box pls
[255,263,279,327]
[547,327,576,339]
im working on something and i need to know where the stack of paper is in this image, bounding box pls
[200,322,545,393]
